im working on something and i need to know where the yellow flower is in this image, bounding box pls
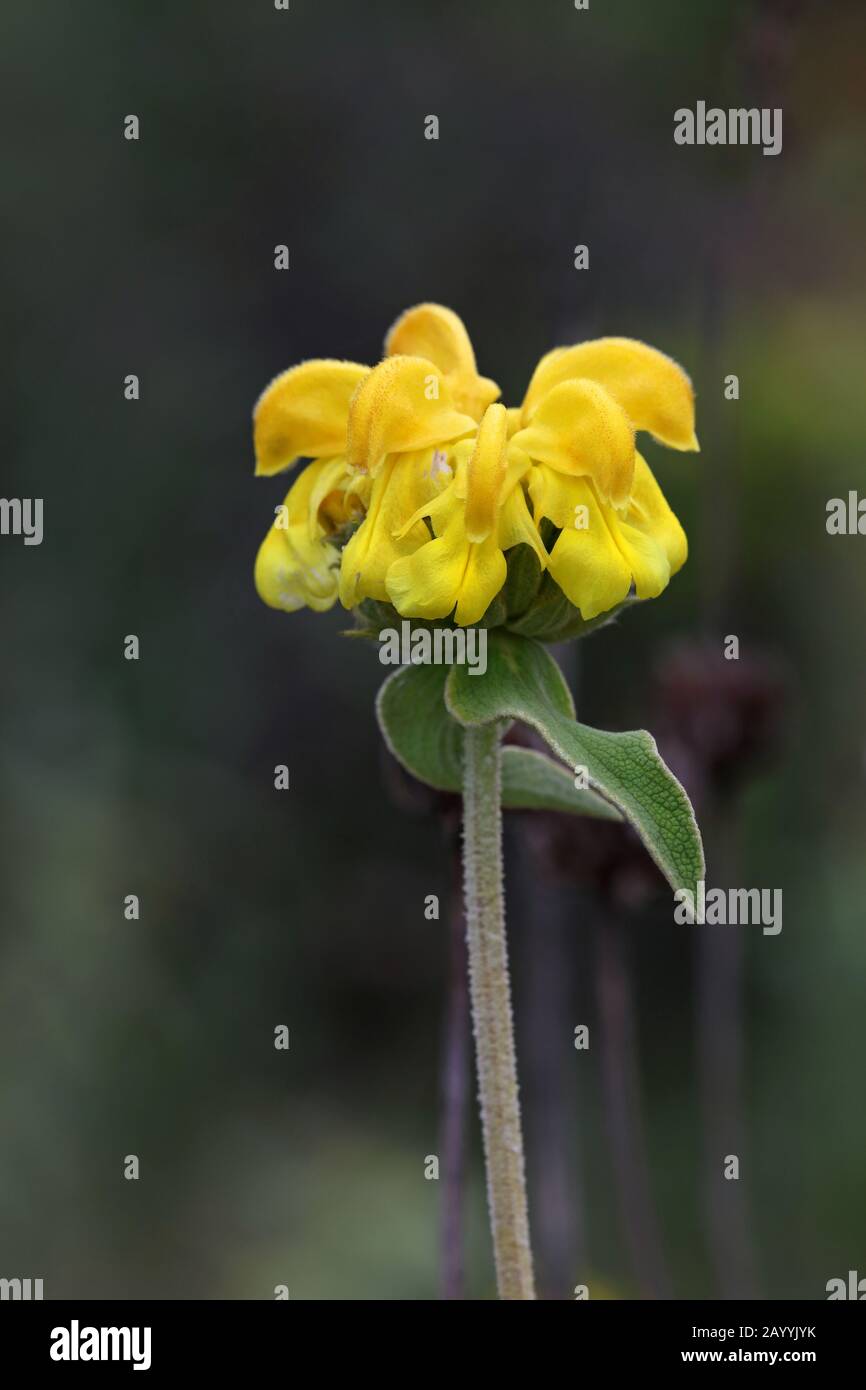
[337,351,479,610]
[252,359,370,612]
[385,407,545,625]
[251,305,698,626]
[254,456,366,613]
[513,339,696,618]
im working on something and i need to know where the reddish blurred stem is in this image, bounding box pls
[522,868,585,1297]
[698,813,759,1298]
[439,831,470,1300]
[597,911,672,1299]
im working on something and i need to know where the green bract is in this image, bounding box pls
[351,539,639,643]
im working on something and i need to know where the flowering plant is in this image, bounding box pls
[251,304,704,1299]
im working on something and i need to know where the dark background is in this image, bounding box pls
[1,0,864,1298]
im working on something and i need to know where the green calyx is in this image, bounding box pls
[349,540,638,644]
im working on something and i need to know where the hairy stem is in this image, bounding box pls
[461,721,535,1300]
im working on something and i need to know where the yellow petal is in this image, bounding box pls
[386,513,506,626]
[394,468,462,541]
[385,303,476,380]
[543,477,633,620]
[266,457,346,544]
[608,452,688,597]
[254,360,369,476]
[454,536,508,625]
[307,457,354,536]
[528,461,590,531]
[522,338,698,452]
[511,378,636,507]
[346,356,477,474]
[254,524,339,614]
[628,452,688,574]
[385,303,500,419]
[464,403,508,542]
[505,406,523,438]
[497,481,548,568]
[450,439,474,499]
[344,469,373,513]
[338,453,436,608]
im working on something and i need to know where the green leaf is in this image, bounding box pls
[445,631,704,896]
[502,746,620,820]
[376,663,464,791]
[375,661,619,819]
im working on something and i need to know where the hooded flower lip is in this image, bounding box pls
[346,355,478,475]
[253,359,369,476]
[510,377,636,509]
[251,306,698,626]
[384,302,501,421]
[521,337,700,453]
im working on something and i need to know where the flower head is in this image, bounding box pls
[252,304,698,628]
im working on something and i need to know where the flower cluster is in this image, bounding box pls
[253,304,698,627]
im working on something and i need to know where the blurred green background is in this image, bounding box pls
[1,0,864,1299]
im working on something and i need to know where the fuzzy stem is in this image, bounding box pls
[461,721,535,1300]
